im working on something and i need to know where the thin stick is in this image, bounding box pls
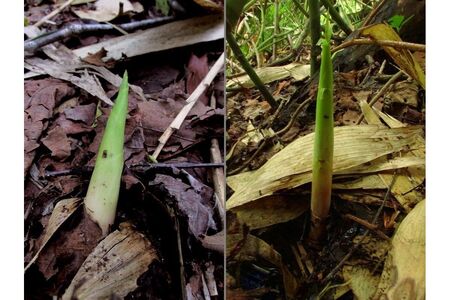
[34,0,76,28]
[356,70,403,124]
[152,53,224,159]
[343,214,390,240]
[208,94,226,225]
[361,0,387,27]
[204,262,218,296]
[331,38,426,54]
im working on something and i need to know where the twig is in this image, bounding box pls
[34,0,76,28]
[152,53,224,159]
[25,16,175,53]
[356,70,403,124]
[208,94,226,225]
[331,38,425,54]
[361,0,387,27]
[204,262,219,296]
[343,214,390,240]
[321,173,398,284]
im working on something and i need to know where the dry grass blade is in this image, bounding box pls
[227,125,423,209]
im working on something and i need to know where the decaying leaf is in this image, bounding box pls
[227,63,310,89]
[193,0,223,12]
[25,58,113,105]
[200,230,224,253]
[25,198,83,272]
[227,233,300,298]
[72,0,144,22]
[375,200,425,299]
[73,15,224,61]
[361,23,425,89]
[62,223,158,300]
[227,125,423,210]
[343,265,380,299]
[231,194,309,229]
[149,174,216,238]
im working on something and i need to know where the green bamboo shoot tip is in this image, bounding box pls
[309,20,334,242]
[84,71,129,236]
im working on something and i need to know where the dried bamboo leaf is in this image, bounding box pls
[227,63,310,89]
[62,223,158,300]
[362,104,425,211]
[25,198,83,272]
[231,195,309,229]
[227,125,423,210]
[73,15,224,60]
[375,200,425,299]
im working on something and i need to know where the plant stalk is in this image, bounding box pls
[84,72,129,236]
[309,22,334,244]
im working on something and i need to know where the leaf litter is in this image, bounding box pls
[24,2,225,299]
[226,5,425,297]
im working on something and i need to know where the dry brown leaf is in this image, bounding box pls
[25,58,113,105]
[25,198,83,272]
[73,15,224,61]
[231,194,309,229]
[72,0,143,22]
[375,200,425,299]
[62,223,158,300]
[227,125,423,210]
[227,63,310,89]
[361,23,425,89]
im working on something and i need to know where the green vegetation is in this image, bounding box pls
[84,72,129,236]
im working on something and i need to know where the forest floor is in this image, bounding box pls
[24,1,225,299]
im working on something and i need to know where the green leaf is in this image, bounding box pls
[156,0,170,16]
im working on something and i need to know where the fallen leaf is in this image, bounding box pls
[72,0,144,22]
[375,200,425,299]
[64,103,96,125]
[25,198,83,272]
[73,15,224,61]
[227,63,310,89]
[62,223,158,300]
[343,265,380,299]
[227,125,423,210]
[41,126,72,159]
[24,79,75,174]
[149,174,216,238]
[361,23,425,89]
[187,54,209,105]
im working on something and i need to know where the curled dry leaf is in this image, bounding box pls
[375,200,425,299]
[73,0,144,22]
[62,223,158,300]
[25,198,83,272]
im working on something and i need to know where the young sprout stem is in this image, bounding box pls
[84,72,129,236]
[309,22,334,243]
